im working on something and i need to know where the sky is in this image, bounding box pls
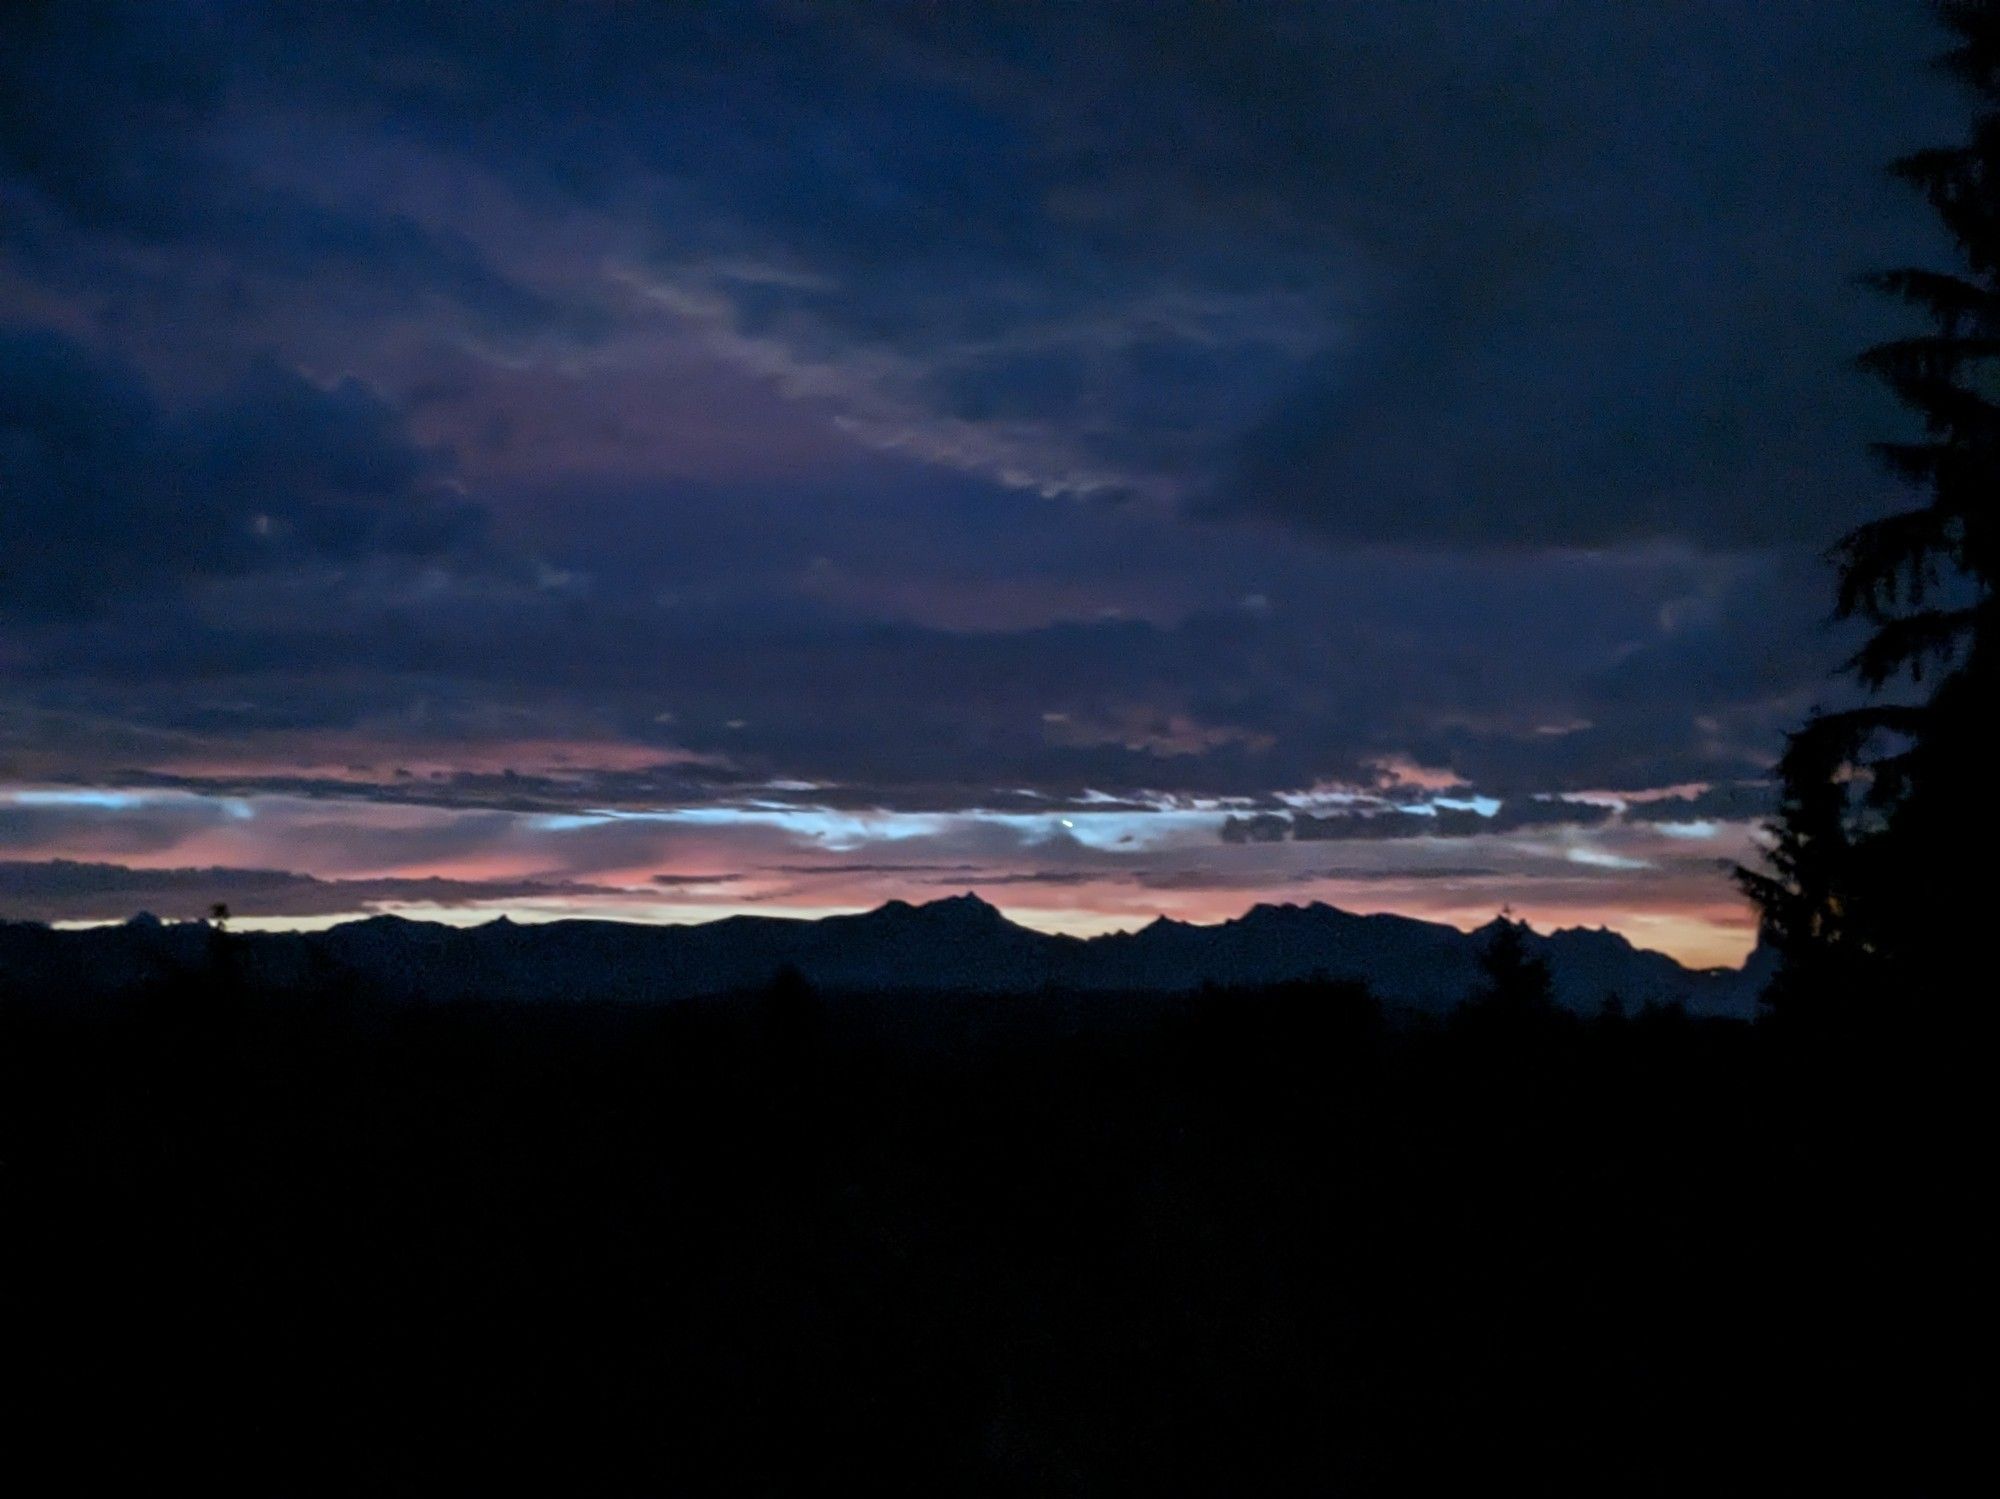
[0,1,1963,966]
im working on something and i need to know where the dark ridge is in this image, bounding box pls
[0,894,1768,1016]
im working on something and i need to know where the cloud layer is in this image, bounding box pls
[0,1,1951,960]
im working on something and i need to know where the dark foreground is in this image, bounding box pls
[1,953,1983,1495]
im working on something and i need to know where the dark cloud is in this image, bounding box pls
[1220,813,1290,846]
[0,3,558,333]
[927,870,1098,888]
[0,328,488,616]
[768,863,985,878]
[1625,783,1776,824]
[3,2,1954,541]
[0,796,242,857]
[1134,865,1509,892]
[0,858,625,925]
[1225,796,1616,845]
[3,540,1836,812]
[1312,866,1503,884]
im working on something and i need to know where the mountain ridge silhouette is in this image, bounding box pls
[0,892,1768,1016]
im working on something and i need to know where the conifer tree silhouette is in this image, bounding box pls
[1741,0,2000,1010]
[1472,915,1555,1019]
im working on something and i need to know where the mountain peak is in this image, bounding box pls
[3,894,1758,1017]
[863,892,1007,926]
[923,891,1006,921]
[1238,899,1351,926]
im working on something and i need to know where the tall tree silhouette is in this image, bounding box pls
[1470,915,1555,1019]
[1741,0,2000,1010]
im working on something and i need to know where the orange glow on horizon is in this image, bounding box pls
[154,880,1760,970]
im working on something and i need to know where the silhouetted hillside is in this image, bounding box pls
[0,929,1976,1493]
[0,892,1767,1016]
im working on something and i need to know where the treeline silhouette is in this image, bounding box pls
[1740,0,2000,1015]
[0,932,1980,1494]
